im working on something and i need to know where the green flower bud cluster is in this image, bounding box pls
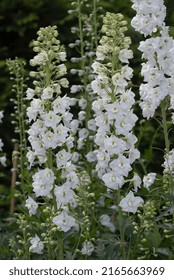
[133,201,158,259]
[74,171,97,245]
[29,26,68,91]
[98,12,132,61]
[9,214,32,259]
[7,58,28,187]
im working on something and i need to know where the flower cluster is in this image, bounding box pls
[131,0,174,201]
[131,0,166,37]
[91,13,140,193]
[26,26,80,253]
[29,235,44,254]
[131,0,174,119]
[163,149,174,175]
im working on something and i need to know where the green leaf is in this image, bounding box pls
[146,226,162,248]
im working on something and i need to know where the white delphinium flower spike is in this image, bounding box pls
[131,0,166,37]
[131,0,174,119]
[91,13,140,190]
[26,26,79,240]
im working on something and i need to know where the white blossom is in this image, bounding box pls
[0,155,6,167]
[25,196,38,216]
[41,86,54,100]
[32,168,55,197]
[52,211,76,232]
[119,191,144,214]
[56,149,72,168]
[100,214,115,232]
[131,0,166,37]
[81,241,94,256]
[0,111,4,123]
[29,235,44,254]
[143,173,156,189]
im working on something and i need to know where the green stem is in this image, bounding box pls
[161,101,170,154]
[117,190,126,259]
[77,0,91,155]
[16,79,25,186]
[58,232,64,260]
[161,99,174,223]
[77,0,88,113]
[93,0,98,50]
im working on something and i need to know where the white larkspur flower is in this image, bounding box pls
[78,111,86,121]
[96,151,110,168]
[119,49,133,63]
[131,0,166,37]
[41,86,54,100]
[54,124,69,145]
[42,110,61,129]
[25,196,38,216]
[27,98,44,121]
[0,155,6,167]
[41,130,58,149]
[78,128,89,139]
[132,173,142,192]
[79,98,87,109]
[70,85,83,94]
[119,191,144,214]
[56,149,72,168]
[163,149,174,174]
[65,170,80,189]
[143,173,156,189]
[86,151,97,162]
[26,88,35,100]
[32,168,55,197]
[29,235,44,254]
[30,50,48,66]
[52,96,71,114]
[52,211,76,232]
[100,214,115,232]
[104,135,126,156]
[0,111,4,123]
[109,155,132,177]
[54,184,76,209]
[102,172,124,190]
[59,51,66,61]
[81,241,94,256]
[87,119,96,131]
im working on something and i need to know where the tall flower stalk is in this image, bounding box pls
[7,58,30,197]
[69,0,101,167]
[91,12,143,258]
[24,26,80,259]
[131,0,174,191]
[131,0,174,253]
